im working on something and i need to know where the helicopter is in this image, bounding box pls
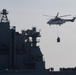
[44,13,76,26]
[44,13,76,43]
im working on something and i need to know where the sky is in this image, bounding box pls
[0,0,76,71]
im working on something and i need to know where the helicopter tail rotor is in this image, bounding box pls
[71,17,76,22]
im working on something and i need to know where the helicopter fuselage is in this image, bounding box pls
[47,17,75,25]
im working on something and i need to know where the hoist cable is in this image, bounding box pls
[56,25,59,37]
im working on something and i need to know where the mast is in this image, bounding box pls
[0,9,16,69]
[1,9,9,22]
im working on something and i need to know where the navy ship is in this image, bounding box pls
[0,9,76,75]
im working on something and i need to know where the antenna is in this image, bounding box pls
[1,9,9,22]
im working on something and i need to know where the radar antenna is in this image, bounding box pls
[1,9,9,22]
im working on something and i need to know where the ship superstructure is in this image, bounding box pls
[0,9,48,75]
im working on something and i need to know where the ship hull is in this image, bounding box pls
[0,70,48,75]
[49,71,76,75]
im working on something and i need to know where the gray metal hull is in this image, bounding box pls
[0,70,48,75]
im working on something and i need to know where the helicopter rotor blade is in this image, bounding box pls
[56,12,59,17]
[59,15,71,17]
[43,15,55,17]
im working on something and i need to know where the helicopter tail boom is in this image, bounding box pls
[71,17,76,22]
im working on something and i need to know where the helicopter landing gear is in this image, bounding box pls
[59,24,61,26]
